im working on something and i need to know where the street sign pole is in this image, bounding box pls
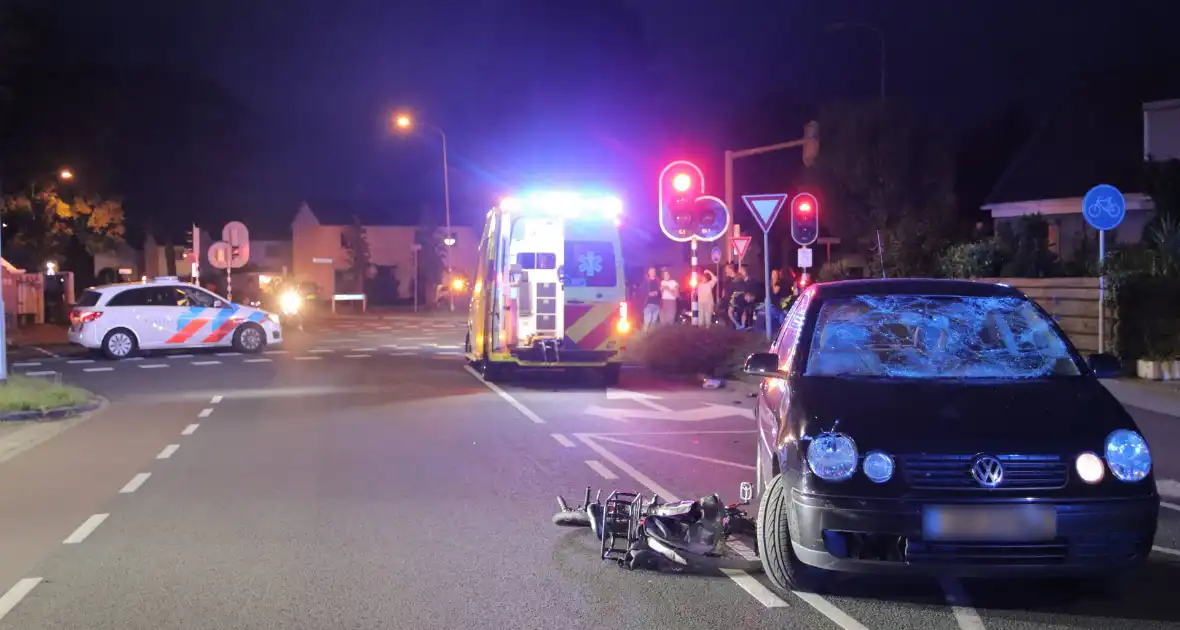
[1082,184,1126,355]
[763,231,771,338]
[742,194,790,339]
[690,239,699,326]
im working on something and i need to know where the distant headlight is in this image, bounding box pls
[1105,429,1152,482]
[266,313,280,325]
[279,290,302,315]
[807,433,858,481]
[1075,452,1105,484]
[862,451,894,483]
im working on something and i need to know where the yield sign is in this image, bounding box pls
[732,236,752,262]
[742,193,789,233]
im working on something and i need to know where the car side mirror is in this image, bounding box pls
[743,352,783,378]
[1087,353,1121,378]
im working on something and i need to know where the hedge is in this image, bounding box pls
[628,325,769,378]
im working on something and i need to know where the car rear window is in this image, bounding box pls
[76,290,102,307]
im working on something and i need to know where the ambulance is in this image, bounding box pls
[466,192,631,384]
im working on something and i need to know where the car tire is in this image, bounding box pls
[101,328,138,360]
[232,323,267,354]
[757,471,833,594]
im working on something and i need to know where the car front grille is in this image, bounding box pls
[900,453,1069,490]
[906,539,1069,565]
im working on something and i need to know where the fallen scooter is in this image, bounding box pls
[552,481,762,574]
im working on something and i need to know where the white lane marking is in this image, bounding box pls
[390,351,417,356]
[295,356,322,361]
[157,444,180,459]
[126,357,144,361]
[308,348,333,354]
[83,367,114,373]
[11,362,40,367]
[940,578,986,630]
[244,358,272,363]
[791,591,871,630]
[551,433,576,448]
[719,569,790,608]
[33,346,61,358]
[168,354,194,359]
[1154,545,1180,557]
[264,350,288,355]
[590,436,757,471]
[352,347,377,351]
[575,434,676,498]
[211,395,223,404]
[585,460,618,479]
[138,364,169,369]
[579,430,758,437]
[182,424,199,436]
[119,473,151,493]
[63,513,110,544]
[344,354,371,358]
[1163,501,1180,512]
[1157,478,1180,499]
[432,345,463,349]
[67,359,95,364]
[192,360,221,366]
[25,371,56,376]
[436,352,463,356]
[198,408,213,418]
[463,365,545,424]
[0,577,43,621]
[215,352,241,357]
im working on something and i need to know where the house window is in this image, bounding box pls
[1048,222,1060,255]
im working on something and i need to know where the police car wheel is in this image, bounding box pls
[102,328,138,360]
[233,323,266,354]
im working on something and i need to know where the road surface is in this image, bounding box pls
[1,314,1179,629]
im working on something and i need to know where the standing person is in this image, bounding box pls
[642,267,661,331]
[720,265,741,328]
[659,269,680,326]
[728,266,751,329]
[696,269,718,327]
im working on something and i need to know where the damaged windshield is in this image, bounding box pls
[803,294,1082,379]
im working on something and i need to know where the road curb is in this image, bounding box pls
[0,396,108,423]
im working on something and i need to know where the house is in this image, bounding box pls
[982,70,1180,260]
[291,201,478,304]
[141,226,292,281]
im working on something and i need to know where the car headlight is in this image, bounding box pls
[862,451,894,483]
[279,290,302,315]
[807,433,858,481]
[1075,452,1105,484]
[266,312,281,325]
[1105,429,1151,482]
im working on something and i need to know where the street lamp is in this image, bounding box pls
[392,111,455,312]
[826,22,886,101]
[59,169,73,181]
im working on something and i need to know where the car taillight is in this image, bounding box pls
[616,301,631,334]
[70,311,102,325]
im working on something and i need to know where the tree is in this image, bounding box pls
[809,100,959,277]
[1,183,125,273]
[338,215,370,294]
[413,209,448,307]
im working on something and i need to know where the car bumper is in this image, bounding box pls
[261,321,284,347]
[790,490,1159,578]
[67,325,103,349]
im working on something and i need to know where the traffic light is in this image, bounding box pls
[658,160,730,243]
[790,193,819,246]
[802,120,820,167]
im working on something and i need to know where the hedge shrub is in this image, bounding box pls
[629,325,768,378]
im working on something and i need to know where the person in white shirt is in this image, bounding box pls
[659,269,680,326]
[696,269,717,327]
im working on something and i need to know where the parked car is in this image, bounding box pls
[745,278,1158,594]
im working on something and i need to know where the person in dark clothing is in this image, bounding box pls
[642,267,661,331]
[727,266,751,329]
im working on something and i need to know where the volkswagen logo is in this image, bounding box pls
[971,456,1004,488]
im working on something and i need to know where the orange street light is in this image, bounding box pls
[59,169,73,180]
[393,114,412,130]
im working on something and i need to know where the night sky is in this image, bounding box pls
[30,0,1180,233]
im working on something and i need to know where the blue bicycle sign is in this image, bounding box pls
[1082,184,1126,231]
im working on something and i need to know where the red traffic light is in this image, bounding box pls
[672,173,693,193]
[790,192,819,246]
[797,200,813,213]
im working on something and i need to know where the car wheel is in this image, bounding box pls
[101,328,138,360]
[757,471,833,594]
[232,323,267,354]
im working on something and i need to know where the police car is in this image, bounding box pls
[67,277,283,359]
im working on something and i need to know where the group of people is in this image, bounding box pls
[637,264,804,332]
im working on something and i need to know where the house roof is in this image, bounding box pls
[301,199,425,227]
[985,66,1180,207]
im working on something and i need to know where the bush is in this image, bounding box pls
[937,240,1001,278]
[629,325,768,378]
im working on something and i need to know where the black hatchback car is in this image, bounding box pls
[744,278,1159,593]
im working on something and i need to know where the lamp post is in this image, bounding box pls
[826,22,885,101]
[394,113,455,312]
[0,167,75,383]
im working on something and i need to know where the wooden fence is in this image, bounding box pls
[978,277,1111,355]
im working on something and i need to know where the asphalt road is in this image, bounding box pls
[1,314,1179,629]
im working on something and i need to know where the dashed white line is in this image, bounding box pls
[83,367,114,373]
[215,352,241,357]
[63,513,109,544]
[25,371,56,377]
[585,460,618,480]
[719,569,791,608]
[198,408,213,418]
[33,346,61,358]
[192,360,220,366]
[551,433,576,448]
[264,350,288,355]
[67,359,95,364]
[182,424,199,436]
[295,356,323,361]
[244,358,272,363]
[1154,545,1180,557]
[0,577,43,621]
[308,348,333,354]
[11,362,40,367]
[168,354,194,359]
[138,364,169,369]
[211,395,223,404]
[463,365,545,424]
[119,473,151,494]
[436,352,463,356]
[1163,501,1180,513]
[126,357,144,361]
[352,347,377,352]
[344,354,371,358]
[940,578,986,630]
[390,352,416,356]
[157,444,180,459]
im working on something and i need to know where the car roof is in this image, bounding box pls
[84,281,196,294]
[810,278,1024,299]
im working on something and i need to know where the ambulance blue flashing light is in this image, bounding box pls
[498,192,623,219]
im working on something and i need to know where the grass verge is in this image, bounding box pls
[0,374,92,414]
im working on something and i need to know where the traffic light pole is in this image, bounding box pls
[763,231,772,339]
[690,239,699,325]
[723,138,807,266]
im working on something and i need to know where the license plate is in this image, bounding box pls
[922,504,1057,542]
